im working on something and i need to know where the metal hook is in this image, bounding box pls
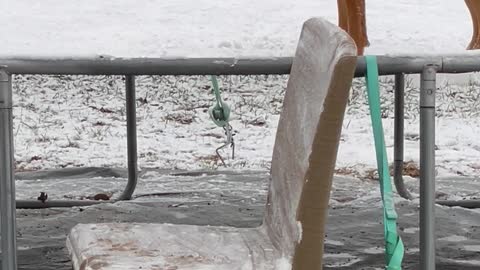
[215,124,235,166]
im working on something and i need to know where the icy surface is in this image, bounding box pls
[13,170,480,270]
[2,0,478,58]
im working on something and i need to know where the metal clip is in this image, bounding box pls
[216,124,235,166]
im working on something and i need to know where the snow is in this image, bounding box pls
[4,2,480,269]
[10,74,480,182]
[323,253,362,268]
[4,0,480,180]
[275,257,291,270]
[14,169,480,269]
[338,116,480,178]
[2,0,478,58]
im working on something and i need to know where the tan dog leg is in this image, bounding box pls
[337,0,349,31]
[337,0,369,55]
[466,0,480,49]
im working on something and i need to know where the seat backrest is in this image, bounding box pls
[263,17,357,269]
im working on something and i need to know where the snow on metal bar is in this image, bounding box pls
[2,54,480,76]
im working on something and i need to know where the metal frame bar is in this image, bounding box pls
[1,54,480,76]
[0,57,293,76]
[0,69,17,270]
[393,74,413,200]
[420,65,437,270]
[119,75,138,200]
[6,76,140,209]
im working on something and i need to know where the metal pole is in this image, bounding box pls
[0,69,18,270]
[0,54,471,76]
[393,73,413,200]
[118,75,137,200]
[0,57,293,76]
[15,199,103,209]
[420,65,437,270]
[5,54,480,76]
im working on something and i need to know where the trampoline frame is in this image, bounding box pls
[1,54,480,269]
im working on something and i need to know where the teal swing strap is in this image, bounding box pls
[208,75,231,127]
[364,55,405,270]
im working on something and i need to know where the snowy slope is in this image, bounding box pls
[3,0,477,58]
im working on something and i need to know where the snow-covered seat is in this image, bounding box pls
[68,223,281,269]
[66,17,357,270]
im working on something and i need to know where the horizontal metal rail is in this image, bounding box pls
[2,54,480,76]
[16,199,103,209]
[0,57,293,76]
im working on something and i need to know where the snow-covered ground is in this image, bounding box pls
[10,74,480,181]
[13,169,480,269]
[3,0,480,179]
[2,0,477,58]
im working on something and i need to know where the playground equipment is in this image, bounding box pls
[208,75,235,166]
[0,70,16,270]
[2,19,480,270]
[338,0,480,54]
[67,18,358,269]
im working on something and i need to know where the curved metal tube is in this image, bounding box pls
[393,73,413,200]
[393,162,413,200]
[15,197,480,210]
[436,199,480,209]
[15,75,138,208]
[117,75,138,200]
[16,199,104,209]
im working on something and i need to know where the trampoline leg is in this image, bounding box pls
[119,75,138,200]
[0,69,18,270]
[420,65,437,270]
[394,73,412,200]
